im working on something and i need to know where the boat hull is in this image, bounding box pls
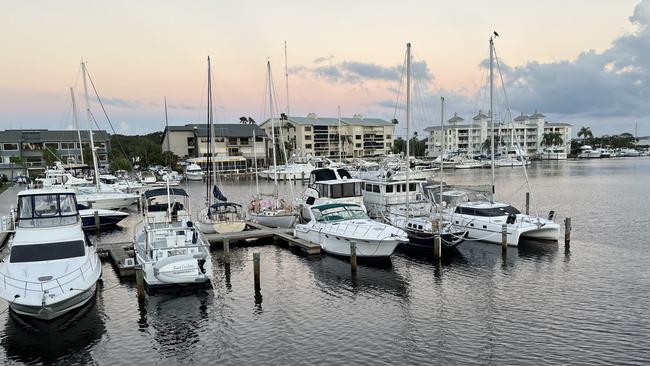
[80,209,128,229]
[10,283,97,321]
[184,173,204,181]
[294,226,400,258]
[197,220,246,234]
[449,216,560,246]
[248,212,297,228]
[402,228,467,249]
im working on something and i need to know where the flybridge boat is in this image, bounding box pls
[578,145,604,158]
[184,163,205,181]
[294,203,408,258]
[539,147,568,160]
[134,187,213,289]
[295,168,365,222]
[75,186,140,210]
[438,189,559,246]
[258,155,324,181]
[0,189,102,320]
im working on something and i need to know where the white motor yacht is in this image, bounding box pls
[295,168,365,222]
[184,163,205,181]
[294,203,408,258]
[578,145,603,158]
[134,187,213,289]
[540,147,568,160]
[0,189,102,320]
[75,186,140,210]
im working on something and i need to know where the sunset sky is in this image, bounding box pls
[1,0,648,137]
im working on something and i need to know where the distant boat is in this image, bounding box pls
[184,163,205,181]
[79,208,128,230]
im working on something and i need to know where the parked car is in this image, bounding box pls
[12,175,30,184]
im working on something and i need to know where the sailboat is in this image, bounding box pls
[443,35,559,246]
[247,61,298,228]
[196,56,246,234]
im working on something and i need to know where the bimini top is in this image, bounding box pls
[210,202,242,209]
[312,203,360,211]
[17,188,74,196]
[144,187,188,199]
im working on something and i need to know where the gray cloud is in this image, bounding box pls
[294,58,434,85]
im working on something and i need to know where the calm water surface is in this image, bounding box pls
[1,158,649,365]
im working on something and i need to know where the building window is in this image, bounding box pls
[60,142,76,150]
[240,137,249,145]
[305,135,312,140]
[386,135,392,140]
[3,143,18,151]
[45,142,59,150]
[255,136,264,142]
[356,135,362,140]
[355,143,361,148]
[228,138,238,145]
[304,126,312,132]
[215,137,225,143]
[187,137,195,146]
[305,144,312,149]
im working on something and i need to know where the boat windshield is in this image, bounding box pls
[18,193,79,228]
[455,205,521,217]
[10,240,85,263]
[313,205,368,222]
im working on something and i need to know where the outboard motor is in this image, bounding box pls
[506,213,517,224]
[547,210,556,221]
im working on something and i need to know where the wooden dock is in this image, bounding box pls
[97,241,136,277]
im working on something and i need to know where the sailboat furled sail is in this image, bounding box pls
[212,185,227,202]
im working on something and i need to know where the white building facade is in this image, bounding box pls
[425,111,572,157]
[259,114,395,158]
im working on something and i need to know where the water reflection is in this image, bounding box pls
[142,291,212,363]
[2,289,106,365]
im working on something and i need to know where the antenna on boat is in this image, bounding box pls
[81,61,101,192]
[405,42,411,222]
[440,96,445,209]
[268,60,279,203]
[338,105,342,163]
[284,40,290,117]
[70,87,84,165]
[164,96,171,168]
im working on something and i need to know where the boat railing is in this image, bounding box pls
[0,253,98,298]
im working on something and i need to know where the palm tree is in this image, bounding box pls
[239,116,248,124]
[541,132,564,147]
[481,135,500,153]
[577,126,593,144]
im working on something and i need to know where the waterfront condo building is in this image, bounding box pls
[161,123,268,168]
[425,111,572,156]
[259,113,395,159]
[0,129,111,177]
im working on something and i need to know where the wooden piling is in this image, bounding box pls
[434,234,442,259]
[94,210,100,236]
[350,242,358,274]
[501,224,507,251]
[134,264,145,299]
[525,192,530,215]
[253,252,261,291]
[564,217,572,246]
[301,171,305,182]
[223,237,230,263]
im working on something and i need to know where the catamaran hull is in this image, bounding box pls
[453,220,560,246]
[402,228,468,249]
[248,213,297,228]
[294,227,400,258]
[197,221,246,234]
[10,283,97,321]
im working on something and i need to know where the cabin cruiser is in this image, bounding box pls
[355,157,435,182]
[258,155,324,181]
[437,188,560,246]
[139,171,158,184]
[75,186,140,210]
[578,145,603,158]
[98,174,145,194]
[539,147,568,160]
[295,168,365,222]
[79,208,129,230]
[0,189,102,320]
[134,187,213,289]
[294,203,408,258]
[184,163,205,181]
[620,148,641,157]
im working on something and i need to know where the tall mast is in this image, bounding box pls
[268,61,279,197]
[206,56,213,206]
[284,40,290,116]
[253,129,259,198]
[70,87,84,165]
[338,105,342,163]
[81,62,100,191]
[164,96,171,168]
[405,42,411,221]
[489,37,495,202]
[440,96,445,209]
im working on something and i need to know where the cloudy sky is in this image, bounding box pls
[1,0,647,137]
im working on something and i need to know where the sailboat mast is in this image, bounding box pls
[70,87,84,165]
[338,105,342,163]
[206,56,213,206]
[284,41,290,116]
[489,37,496,202]
[81,62,100,191]
[164,97,172,168]
[440,96,445,208]
[253,129,259,198]
[405,42,411,221]
[268,61,279,194]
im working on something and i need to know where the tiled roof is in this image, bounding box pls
[166,123,267,137]
[261,116,392,127]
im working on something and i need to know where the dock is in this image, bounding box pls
[99,221,321,278]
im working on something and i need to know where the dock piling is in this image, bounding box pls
[135,264,145,299]
[223,237,230,263]
[501,224,507,252]
[94,210,100,236]
[525,192,530,215]
[564,217,572,246]
[253,252,261,291]
[350,242,358,274]
[434,234,442,259]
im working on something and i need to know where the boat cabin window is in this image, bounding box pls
[18,193,79,227]
[409,183,417,192]
[313,205,369,222]
[326,182,362,198]
[372,185,380,193]
[10,240,85,263]
[386,185,394,193]
[455,205,521,217]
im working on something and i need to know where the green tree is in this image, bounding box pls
[481,135,501,153]
[541,132,564,147]
[43,148,60,167]
[392,137,406,154]
[82,146,93,165]
[577,126,593,143]
[9,156,25,179]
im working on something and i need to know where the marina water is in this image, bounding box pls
[1,158,649,365]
